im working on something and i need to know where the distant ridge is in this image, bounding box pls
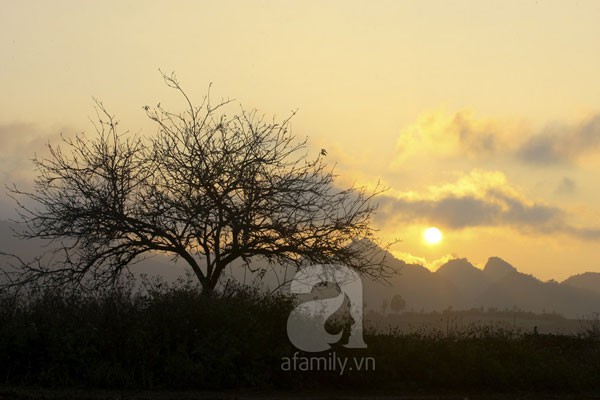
[435,258,490,299]
[484,256,518,281]
[362,250,600,318]
[562,272,600,296]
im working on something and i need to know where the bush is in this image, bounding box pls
[2,278,600,393]
[0,276,295,389]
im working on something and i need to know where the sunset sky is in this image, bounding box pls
[2,1,600,281]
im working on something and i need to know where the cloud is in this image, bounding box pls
[0,122,63,171]
[394,110,600,166]
[554,177,577,196]
[453,112,499,154]
[0,123,41,184]
[517,130,563,164]
[393,110,520,164]
[379,192,562,230]
[517,115,600,165]
[0,122,68,219]
[375,170,600,240]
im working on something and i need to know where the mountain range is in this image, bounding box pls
[2,220,600,318]
[362,251,600,318]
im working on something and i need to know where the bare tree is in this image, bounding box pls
[2,72,392,294]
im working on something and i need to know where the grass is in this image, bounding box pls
[3,387,600,400]
[2,276,600,395]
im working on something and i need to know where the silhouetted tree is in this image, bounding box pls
[2,72,391,294]
[390,294,406,313]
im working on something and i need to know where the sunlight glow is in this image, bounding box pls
[424,227,443,245]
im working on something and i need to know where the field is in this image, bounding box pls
[2,278,600,398]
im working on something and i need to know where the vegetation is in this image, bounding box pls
[2,72,390,294]
[2,278,600,394]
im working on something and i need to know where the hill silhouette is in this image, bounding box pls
[362,246,600,318]
[562,271,600,295]
[2,220,600,318]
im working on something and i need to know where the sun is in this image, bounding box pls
[423,227,443,245]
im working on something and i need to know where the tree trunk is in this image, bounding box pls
[201,283,217,296]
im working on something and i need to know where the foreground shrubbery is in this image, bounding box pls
[2,277,600,392]
[0,277,295,389]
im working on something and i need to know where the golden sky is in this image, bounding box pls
[2,0,600,281]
